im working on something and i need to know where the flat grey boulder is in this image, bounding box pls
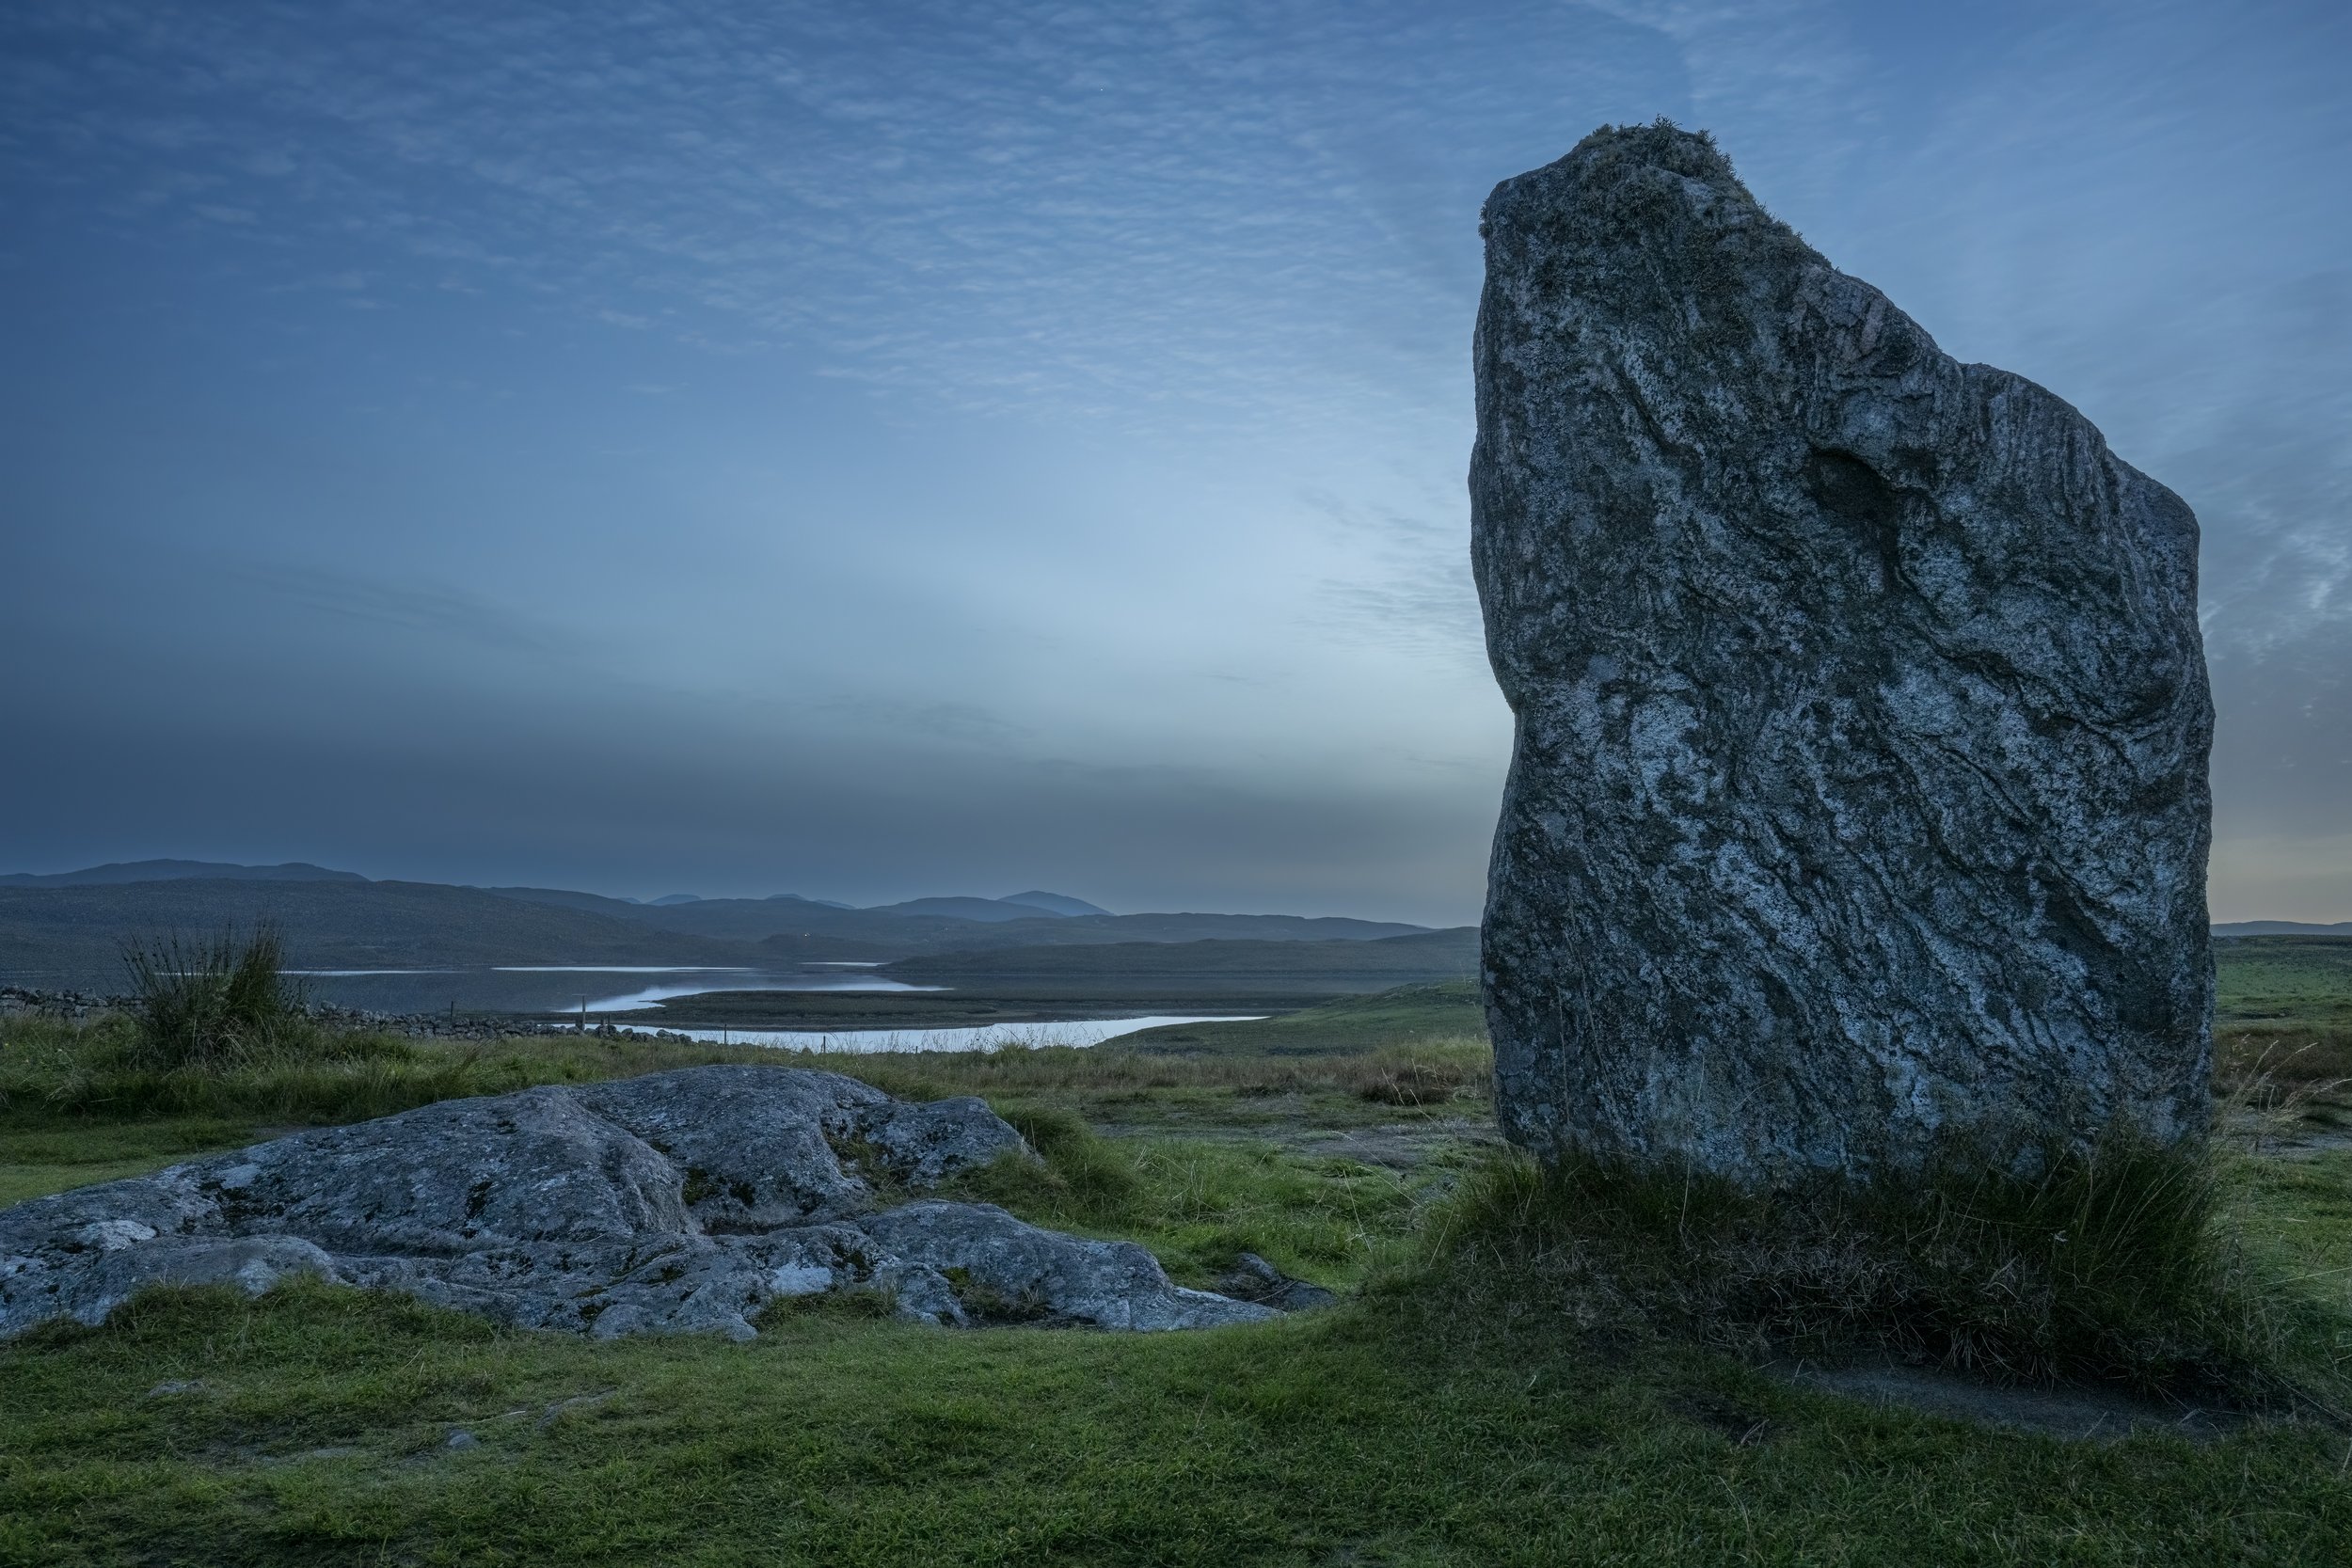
[1471,123,2213,1182]
[0,1066,1277,1340]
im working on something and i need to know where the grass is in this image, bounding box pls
[117,925,316,1069]
[8,983,2352,1562]
[2214,1019,2352,1154]
[0,1011,1491,1142]
[0,1116,259,1208]
[2216,935,2352,1026]
[0,1010,769,1131]
[5,1256,2352,1562]
[0,1012,1482,1291]
[941,1106,1429,1289]
[1407,1134,2315,1404]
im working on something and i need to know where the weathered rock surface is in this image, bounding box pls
[0,1066,1277,1339]
[1470,123,2213,1181]
[1216,1251,1342,1313]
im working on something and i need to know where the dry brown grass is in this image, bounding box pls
[2,1010,1492,1130]
[2215,1023,2352,1112]
[846,1036,1491,1106]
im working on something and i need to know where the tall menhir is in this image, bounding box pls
[1470,123,2214,1182]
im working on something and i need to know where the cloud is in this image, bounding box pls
[230,563,576,657]
[0,0,2341,915]
[0,1,1661,436]
[1298,489,1486,666]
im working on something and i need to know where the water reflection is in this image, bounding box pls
[578,974,940,1012]
[640,1015,1265,1054]
[277,965,936,1016]
[494,966,752,974]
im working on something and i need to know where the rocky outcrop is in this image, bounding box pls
[0,1066,1279,1339]
[1470,123,2213,1182]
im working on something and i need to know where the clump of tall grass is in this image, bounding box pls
[1411,1131,2313,1403]
[0,927,594,1123]
[1339,1042,1490,1106]
[119,926,318,1069]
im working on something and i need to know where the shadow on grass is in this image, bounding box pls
[1392,1134,2349,1417]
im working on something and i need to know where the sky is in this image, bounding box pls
[0,0,2344,926]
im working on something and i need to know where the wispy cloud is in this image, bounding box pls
[231,562,574,657]
[1298,489,1486,666]
[0,1,1657,436]
[2,0,2343,915]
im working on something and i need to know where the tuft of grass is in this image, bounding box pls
[1407,1133,2328,1405]
[119,926,312,1069]
[753,1286,898,1327]
[940,1266,1054,1324]
[963,1102,1142,1224]
[4,1010,508,1127]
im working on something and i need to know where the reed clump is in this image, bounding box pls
[119,926,318,1069]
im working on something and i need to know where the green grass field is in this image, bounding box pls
[5,977,2352,1564]
[2217,936,2352,1026]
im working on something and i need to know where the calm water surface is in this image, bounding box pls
[278,966,931,1016]
[644,1016,1266,1053]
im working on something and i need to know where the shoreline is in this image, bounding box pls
[574,987,1320,1032]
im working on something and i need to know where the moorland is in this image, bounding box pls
[0,932,2349,1562]
[0,863,1473,1029]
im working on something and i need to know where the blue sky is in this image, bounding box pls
[1,0,2344,923]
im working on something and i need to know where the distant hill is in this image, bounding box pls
[481,888,1009,948]
[866,892,1112,920]
[632,901,1431,952]
[548,896,1002,952]
[867,896,1062,923]
[1000,891,1112,917]
[480,885,649,916]
[0,874,1440,986]
[2214,921,2352,937]
[937,911,1433,949]
[882,928,1478,984]
[752,932,916,964]
[0,879,754,985]
[480,887,1429,954]
[0,860,366,889]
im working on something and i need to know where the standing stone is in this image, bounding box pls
[1470,123,2213,1182]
